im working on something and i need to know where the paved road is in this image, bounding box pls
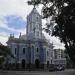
[0,69,75,75]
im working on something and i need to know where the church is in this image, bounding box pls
[7,7,54,70]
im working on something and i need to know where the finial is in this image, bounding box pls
[20,32,21,36]
[10,34,12,37]
[13,33,14,37]
[19,32,21,38]
[33,0,36,8]
[9,33,13,39]
[34,4,36,8]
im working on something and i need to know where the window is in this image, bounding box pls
[30,23,32,31]
[37,31,39,36]
[36,16,39,21]
[47,51,49,56]
[36,22,39,29]
[37,48,39,52]
[23,48,25,54]
[54,50,57,59]
[32,46,34,50]
[15,48,17,54]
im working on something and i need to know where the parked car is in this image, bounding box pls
[55,66,65,71]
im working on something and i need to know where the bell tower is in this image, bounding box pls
[26,7,42,39]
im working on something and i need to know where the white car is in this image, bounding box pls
[56,66,65,71]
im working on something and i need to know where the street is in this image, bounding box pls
[0,69,75,75]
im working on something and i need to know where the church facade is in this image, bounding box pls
[7,8,54,70]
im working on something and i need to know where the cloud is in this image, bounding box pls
[0,32,9,45]
[0,15,26,44]
[0,16,26,33]
[0,0,33,20]
[0,0,31,43]
[5,15,26,29]
[43,31,65,49]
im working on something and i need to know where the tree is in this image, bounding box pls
[0,44,14,68]
[28,0,75,66]
[0,44,11,57]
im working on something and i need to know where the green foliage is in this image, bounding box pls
[53,1,75,64]
[0,44,14,65]
[0,45,10,56]
[0,57,4,65]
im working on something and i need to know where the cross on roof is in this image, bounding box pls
[32,0,37,8]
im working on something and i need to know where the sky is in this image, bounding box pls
[0,0,65,49]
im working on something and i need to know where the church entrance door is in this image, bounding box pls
[21,59,25,69]
[35,59,40,69]
[47,61,49,68]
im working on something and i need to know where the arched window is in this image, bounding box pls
[47,51,49,56]
[15,48,17,54]
[36,16,39,21]
[23,48,25,54]
[37,48,39,52]
[32,46,34,49]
